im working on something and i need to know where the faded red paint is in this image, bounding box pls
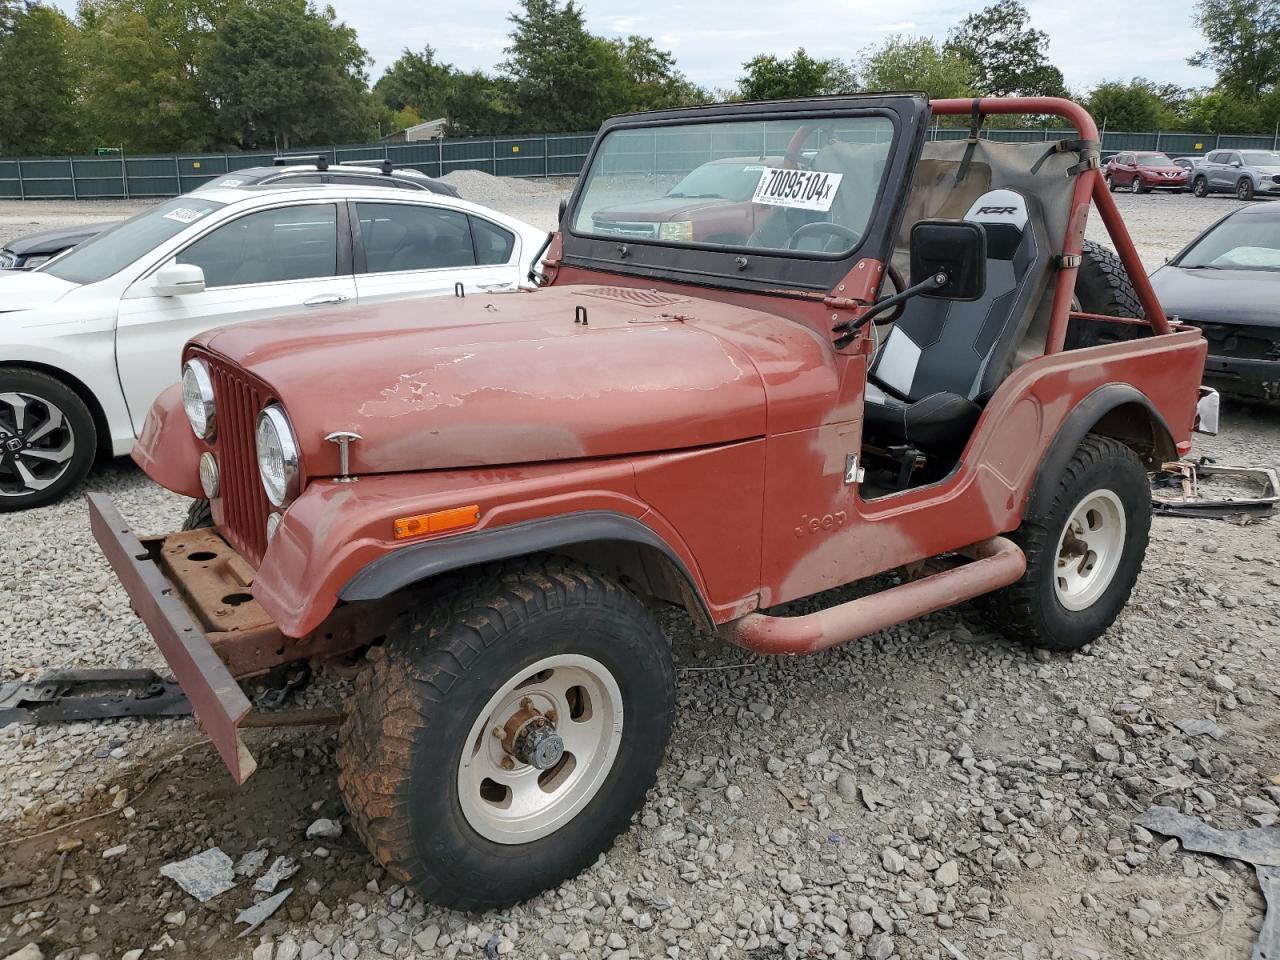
[111,96,1210,776]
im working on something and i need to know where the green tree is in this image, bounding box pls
[1189,0,1280,98]
[502,0,630,131]
[738,49,854,100]
[945,0,1065,97]
[0,3,84,154]
[202,0,376,149]
[1085,79,1170,130]
[373,46,453,120]
[444,70,518,136]
[857,36,976,100]
[1183,88,1269,132]
[76,0,221,151]
[612,35,705,111]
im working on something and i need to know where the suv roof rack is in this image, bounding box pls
[346,158,397,176]
[269,153,330,171]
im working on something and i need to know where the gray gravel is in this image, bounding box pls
[2,187,1278,960]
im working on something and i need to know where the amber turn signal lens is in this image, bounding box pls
[393,504,480,540]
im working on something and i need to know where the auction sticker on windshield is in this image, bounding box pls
[752,168,843,212]
[163,207,208,224]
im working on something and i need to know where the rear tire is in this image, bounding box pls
[1192,176,1209,198]
[983,435,1150,651]
[0,368,97,512]
[337,557,675,911]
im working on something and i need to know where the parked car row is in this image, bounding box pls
[1103,149,1280,201]
[0,174,548,510]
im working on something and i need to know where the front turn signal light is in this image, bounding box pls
[393,504,480,540]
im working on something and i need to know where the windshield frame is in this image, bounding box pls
[559,95,929,296]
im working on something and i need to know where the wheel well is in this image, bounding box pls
[1088,401,1176,468]
[0,360,113,456]
[555,540,714,632]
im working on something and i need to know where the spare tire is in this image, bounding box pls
[1065,240,1147,349]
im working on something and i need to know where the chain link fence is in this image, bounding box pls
[1,127,1277,201]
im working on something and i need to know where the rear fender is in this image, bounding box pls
[1025,383,1175,519]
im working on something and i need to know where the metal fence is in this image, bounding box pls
[1,126,1278,201]
[0,132,597,200]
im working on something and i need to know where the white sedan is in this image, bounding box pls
[0,184,550,510]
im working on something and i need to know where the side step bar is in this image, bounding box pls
[720,537,1026,655]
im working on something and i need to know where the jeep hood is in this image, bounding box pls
[197,285,780,477]
[0,270,79,312]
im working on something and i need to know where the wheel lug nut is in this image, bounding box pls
[500,756,515,770]
[492,725,504,738]
[545,709,557,723]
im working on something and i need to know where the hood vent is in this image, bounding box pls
[580,286,689,308]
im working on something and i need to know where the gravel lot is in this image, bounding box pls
[2,187,1278,960]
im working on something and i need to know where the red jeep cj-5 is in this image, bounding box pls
[91,95,1215,909]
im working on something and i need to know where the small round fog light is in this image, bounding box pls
[266,512,281,542]
[198,452,219,499]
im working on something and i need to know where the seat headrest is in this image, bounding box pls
[963,189,1030,260]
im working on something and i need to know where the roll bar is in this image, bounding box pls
[929,97,1170,352]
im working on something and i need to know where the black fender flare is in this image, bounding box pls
[1024,383,1174,519]
[338,510,714,629]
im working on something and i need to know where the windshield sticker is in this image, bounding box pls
[752,167,843,212]
[216,178,244,187]
[163,207,208,224]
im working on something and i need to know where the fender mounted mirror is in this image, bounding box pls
[153,262,206,297]
[909,220,986,301]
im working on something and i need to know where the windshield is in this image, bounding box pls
[572,116,895,256]
[1179,214,1280,271]
[42,198,226,284]
[1242,151,1280,166]
[1137,153,1174,167]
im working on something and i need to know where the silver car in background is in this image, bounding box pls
[1190,149,1280,201]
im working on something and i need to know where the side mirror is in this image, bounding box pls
[909,220,986,301]
[557,197,568,227]
[153,262,206,297]
[1231,160,1243,168]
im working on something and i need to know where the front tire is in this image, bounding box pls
[1130,177,1146,194]
[0,368,97,512]
[1192,176,1209,198]
[984,435,1151,651]
[182,498,213,529]
[1237,178,1255,201]
[337,558,675,910]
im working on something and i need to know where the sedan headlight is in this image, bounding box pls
[181,359,216,440]
[255,404,299,506]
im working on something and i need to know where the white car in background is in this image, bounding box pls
[0,184,551,510]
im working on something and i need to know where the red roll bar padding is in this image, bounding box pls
[928,97,1170,351]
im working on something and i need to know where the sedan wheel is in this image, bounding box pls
[1130,177,1143,194]
[0,370,97,511]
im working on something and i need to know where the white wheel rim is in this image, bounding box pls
[458,654,623,845]
[1053,489,1126,611]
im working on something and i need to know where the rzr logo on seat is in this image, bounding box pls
[978,206,1018,215]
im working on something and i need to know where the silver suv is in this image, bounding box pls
[1190,149,1280,201]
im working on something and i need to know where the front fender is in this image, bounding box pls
[132,383,205,499]
[252,458,712,638]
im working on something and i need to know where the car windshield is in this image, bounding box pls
[572,115,895,255]
[1138,154,1174,167]
[667,159,776,202]
[42,198,226,284]
[1242,151,1280,166]
[1179,214,1280,271]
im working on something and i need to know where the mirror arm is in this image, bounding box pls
[832,271,948,348]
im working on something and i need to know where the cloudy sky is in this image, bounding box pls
[337,0,1216,93]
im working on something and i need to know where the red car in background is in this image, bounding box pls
[1105,151,1189,193]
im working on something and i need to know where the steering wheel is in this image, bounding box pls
[781,124,833,169]
[787,221,861,252]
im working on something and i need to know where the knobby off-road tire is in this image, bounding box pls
[1076,239,1144,319]
[984,435,1151,651]
[0,367,97,512]
[337,557,676,911]
[182,498,213,529]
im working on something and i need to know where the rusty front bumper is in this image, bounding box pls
[88,493,259,783]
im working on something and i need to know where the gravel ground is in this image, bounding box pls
[2,188,1279,960]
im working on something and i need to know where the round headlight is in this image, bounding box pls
[181,359,216,440]
[255,405,299,507]
[198,451,219,498]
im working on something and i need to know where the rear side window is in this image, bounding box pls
[357,202,476,273]
[177,204,338,288]
[471,217,516,265]
[1206,152,1225,163]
